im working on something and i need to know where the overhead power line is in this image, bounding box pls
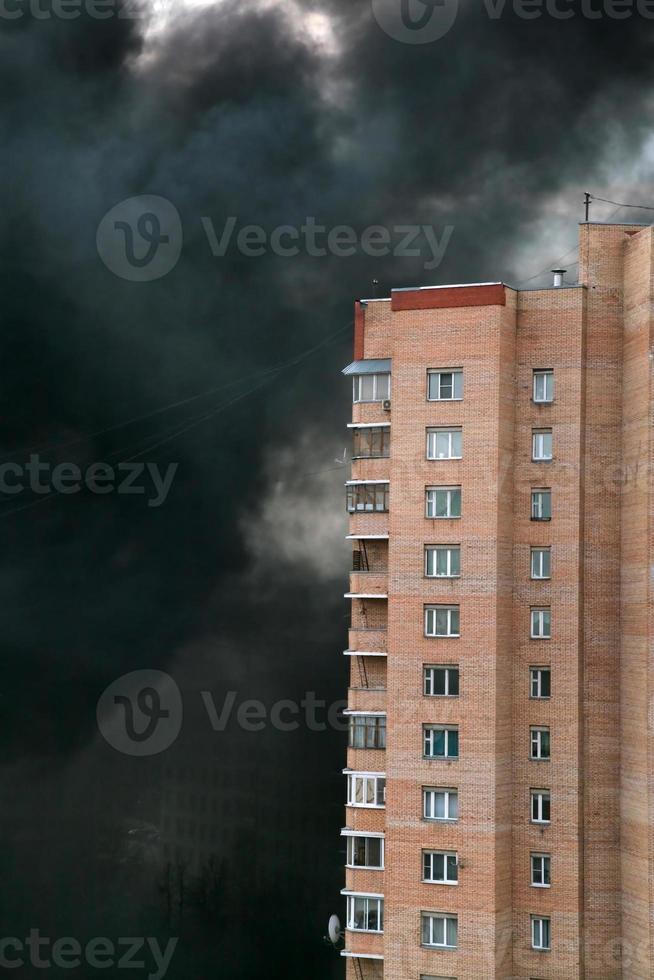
[591,195,654,213]
[517,245,579,286]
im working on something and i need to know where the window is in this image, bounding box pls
[424,666,459,697]
[533,370,554,404]
[348,714,386,750]
[347,772,386,808]
[530,667,551,699]
[423,787,458,821]
[346,482,389,513]
[353,373,390,403]
[423,851,458,884]
[426,486,461,519]
[345,835,384,869]
[346,894,384,932]
[427,428,462,460]
[531,608,551,639]
[425,545,461,577]
[531,789,551,824]
[531,488,551,520]
[531,547,551,580]
[421,913,458,949]
[532,429,552,461]
[428,369,463,401]
[530,727,550,760]
[531,916,551,951]
[352,426,390,458]
[424,726,459,759]
[425,605,460,638]
[531,853,551,888]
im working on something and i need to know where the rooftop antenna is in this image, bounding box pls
[584,192,591,223]
[372,278,379,298]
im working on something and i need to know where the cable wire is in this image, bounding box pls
[0,321,353,519]
[591,195,654,212]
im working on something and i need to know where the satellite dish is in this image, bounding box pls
[327,914,342,945]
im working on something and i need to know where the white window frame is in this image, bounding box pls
[530,667,551,699]
[424,665,459,698]
[531,488,552,520]
[532,429,552,461]
[345,893,384,933]
[424,725,459,760]
[427,369,463,401]
[423,850,458,885]
[425,545,461,578]
[531,789,551,824]
[421,912,458,950]
[346,772,386,809]
[531,852,551,888]
[352,373,390,404]
[530,547,551,580]
[530,727,550,760]
[344,832,385,870]
[531,607,551,639]
[426,486,461,519]
[533,370,554,404]
[531,915,551,951]
[427,428,462,461]
[423,787,458,822]
[425,605,460,638]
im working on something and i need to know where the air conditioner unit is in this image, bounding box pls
[382,399,391,412]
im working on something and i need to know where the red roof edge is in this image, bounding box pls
[391,283,506,312]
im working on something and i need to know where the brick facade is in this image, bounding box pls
[340,223,654,979]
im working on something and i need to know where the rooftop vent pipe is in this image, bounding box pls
[552,269,566,287]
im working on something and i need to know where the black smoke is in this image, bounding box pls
[1,0,654,976]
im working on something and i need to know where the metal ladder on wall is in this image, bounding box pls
[352,539,371,689]
[352,539,370,571]
[352,957,365,980]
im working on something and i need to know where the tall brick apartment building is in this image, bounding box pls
[339,222,653,980]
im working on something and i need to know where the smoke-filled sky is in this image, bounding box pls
[1,1,654,977]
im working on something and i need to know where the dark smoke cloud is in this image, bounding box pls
[1,1,653,976]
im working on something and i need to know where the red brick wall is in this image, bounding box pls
[342,222,653,980]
